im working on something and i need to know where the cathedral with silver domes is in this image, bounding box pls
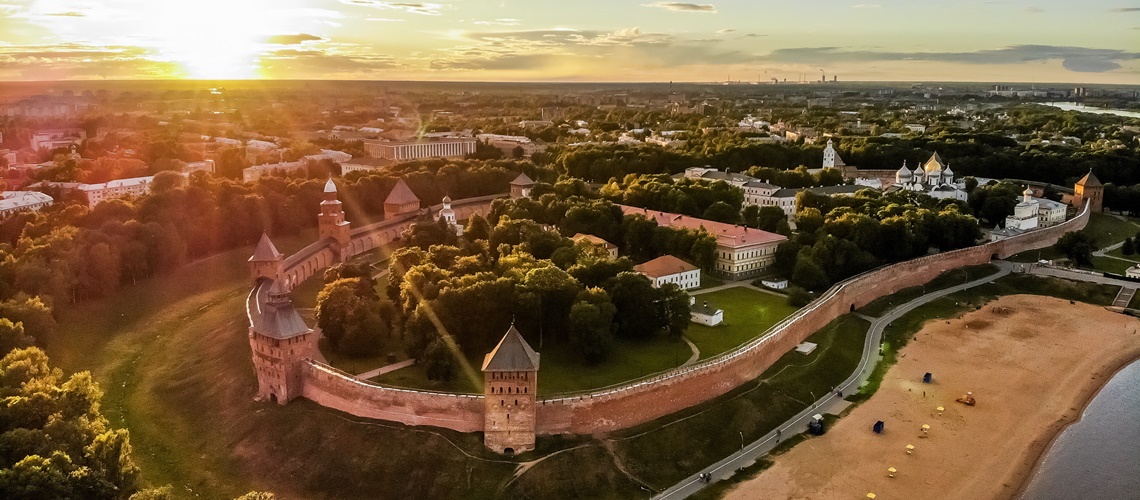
[886,152,968,201]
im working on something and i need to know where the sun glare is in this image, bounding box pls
[145,0,278,79]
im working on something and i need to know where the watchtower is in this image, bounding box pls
[248,279,318,404]
[383,179,421,219]
[482,325,540,454]
[319,178,352,254]
[509,172,536,199]
[248,232,284,282]
[1073,170,1103,213]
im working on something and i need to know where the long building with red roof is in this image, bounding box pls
[619,205,787,280]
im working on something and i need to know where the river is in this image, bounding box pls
[1043,102,1140,119]
[1020,359,1140,500]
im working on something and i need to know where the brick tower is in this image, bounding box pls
[383,179,421,219]
[319,178,351,259]
[248,278,318,404]
[482,325,540,454]
[1073,170,1103,213]
[248,232,284,282]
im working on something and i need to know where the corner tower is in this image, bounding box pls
[509,173,536,199]
[248,279,318,404]
[482,325,540,455]
[1073,170,1103,213]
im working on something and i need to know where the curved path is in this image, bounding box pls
[653,263,1013,500]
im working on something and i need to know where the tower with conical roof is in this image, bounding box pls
[249,232,285,282]
[383,178,421,219]
[1073,170,1103,213]
[319,178,351,253]
[482,324,540,454]
[509,172,536,199]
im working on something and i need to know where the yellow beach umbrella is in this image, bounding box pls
[921,424,931,432]
[906,444,915,454]
[866,494,877,499]
[887,467,897,478]
[936,406,945,413]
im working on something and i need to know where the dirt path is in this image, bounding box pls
[723,295,1140,500]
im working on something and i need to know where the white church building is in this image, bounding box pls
[887,152,968,201]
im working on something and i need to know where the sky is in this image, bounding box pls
[0,0,1137,83]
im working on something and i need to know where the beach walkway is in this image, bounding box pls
[652,263,1012,500]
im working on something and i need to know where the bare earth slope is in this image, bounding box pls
[724,294,1140,500]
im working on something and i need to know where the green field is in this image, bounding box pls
[1105,246,1140,262]
[1008,213,1140,263]
[857,263,1001,317]
[1087,255,1135,275]
[685,287,799,359]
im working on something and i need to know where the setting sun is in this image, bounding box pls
[145,0,279,79]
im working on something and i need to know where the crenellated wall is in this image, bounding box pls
[256,197,1089,436]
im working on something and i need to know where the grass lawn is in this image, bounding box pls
[371,358,482,394]
[698,274,725,289]
[1086,256,1135,275]
[603,315,869,490]
[1081,212,1140,248]
[1105,247,1140,262]
[685,287,799,359]
[1128,291,1140,310]
[1008,213,1140,262]
[319,336,409,376]
[537,336,693,395]
[857,263,1001,317]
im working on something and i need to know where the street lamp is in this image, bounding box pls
[739,431,744,453]
[640,485,652,499]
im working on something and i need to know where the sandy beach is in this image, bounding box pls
[723,294,1140,500]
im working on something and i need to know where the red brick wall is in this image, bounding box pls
[532,203,1090,434]
[272,202,1088,436]
[300,361,485,432]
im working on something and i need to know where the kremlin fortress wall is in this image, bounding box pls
[247,179,1091,443]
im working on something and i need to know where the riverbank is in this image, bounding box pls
[722,294,1140,500]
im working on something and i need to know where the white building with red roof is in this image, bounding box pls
[620,205,787,280]
[634,255,701,290]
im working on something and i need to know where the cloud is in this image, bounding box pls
[1025,6,1044,13]
[742,33,767,38]
[340,1,443,15]
[1109,7,1140,12]
[642,2,717,13]
[759,45,1140,73]
[0,44,182,79]
[366,17,406,21]
[258,49,400,77]
[474,18,521,26]
[717,28,735,34]
[45,11,85,17]
[266,33,324,45]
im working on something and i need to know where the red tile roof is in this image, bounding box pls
[618,205,787,249]
[384,179,420,205]
[634,255,698,278]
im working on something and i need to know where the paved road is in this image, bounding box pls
[1025,264,1135,288]
[652,265,1011,500]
